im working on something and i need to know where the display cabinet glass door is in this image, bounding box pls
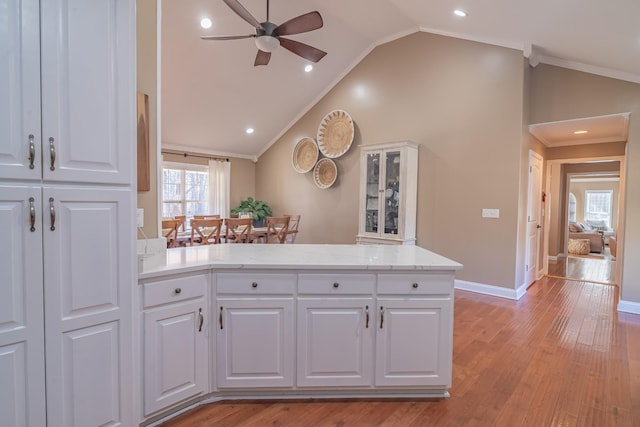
[383,151,401,235]
[365,153,380,233]
[364,150,401,235]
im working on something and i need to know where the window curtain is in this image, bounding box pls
[209,159,230,217]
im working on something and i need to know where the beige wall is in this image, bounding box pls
[530,64,640,304]
[136,0,158,238]
[257,32,526,289]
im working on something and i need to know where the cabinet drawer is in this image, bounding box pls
[143,274,208,308]
[217,273,295,294]
[298,274,375,294]
[377,274,453,295]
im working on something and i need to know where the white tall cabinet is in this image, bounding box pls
[356,141,418,245]
[0,0,136,426]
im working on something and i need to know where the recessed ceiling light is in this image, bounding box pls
[200,18,212,29]
[304,64,313,73]
[454,9,467,17]
[573,130,588,134]
[246,128,254,134]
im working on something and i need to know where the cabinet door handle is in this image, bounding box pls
[49,197,56,231]
[219,306,224,330]
[174,287,182,294]
[28,134,36,169]
[412,282,418,289]
[251,282,258,288]
[333,282,339,288]
[49,137,56,171]
[380,306,384,329]
[365,305,369,328]
[29,197,36,232]
[198,308,204,332]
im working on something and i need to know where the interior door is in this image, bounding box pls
[525,150,544,287]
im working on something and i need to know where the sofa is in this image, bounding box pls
[583,219,615,244]
[568,222,604,253]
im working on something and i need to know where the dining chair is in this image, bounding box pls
[174,215,186,231]
[265,216,290,244]
[161,219,180,248]
[223,217,253,243]
[190,218,222,245]
[283,214,301,244]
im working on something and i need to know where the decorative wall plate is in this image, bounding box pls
[317,110,354,158]
[313,158,338,189]
[292,137,319,173]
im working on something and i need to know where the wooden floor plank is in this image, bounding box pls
[156,276,640,427]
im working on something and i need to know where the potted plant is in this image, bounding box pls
[231,197,272,227]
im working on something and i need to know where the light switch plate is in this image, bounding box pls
[136,208,144,227]
[482,208,500,218]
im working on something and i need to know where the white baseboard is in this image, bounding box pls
[547,253,567,263]
[455,280,526,300]
[618,300,640,314]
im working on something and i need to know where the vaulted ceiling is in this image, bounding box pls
[161,0,640,159]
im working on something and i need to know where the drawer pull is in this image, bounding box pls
[412,283,419,289]
[333,282,339,288]
[174,287,182,294]
[252,282,258,288]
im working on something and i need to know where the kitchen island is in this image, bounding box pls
[138,244,462,424]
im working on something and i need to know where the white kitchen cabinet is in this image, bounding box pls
[375,273,453,388]
[216,273,295,388]
[375,299,452,387]
[0,0,133,185]
[297,298,374,387]
[0,0,136,425]
[356,141,418,245]
[0,185,46,427]
[142,274,209,416]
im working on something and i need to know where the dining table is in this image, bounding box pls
[174,225,277,246]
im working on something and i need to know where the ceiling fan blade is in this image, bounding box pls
[275,11,323,36]
[200,34,255,41]
[254,50,271,66]
[279,38,327,63]
[223,0,264,30]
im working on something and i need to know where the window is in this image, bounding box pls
[162,162,209,219]
[584,190,613,227]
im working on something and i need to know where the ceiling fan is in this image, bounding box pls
[201,0,327,66]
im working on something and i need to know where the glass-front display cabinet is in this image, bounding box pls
[356,141,418,245]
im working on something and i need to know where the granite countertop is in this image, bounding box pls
[138,244,462,280]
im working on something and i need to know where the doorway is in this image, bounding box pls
[543,156,625,286]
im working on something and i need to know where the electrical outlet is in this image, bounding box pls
[137,208,144,227]
[482,208,500,218]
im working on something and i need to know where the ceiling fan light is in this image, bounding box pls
[255,35,280,53]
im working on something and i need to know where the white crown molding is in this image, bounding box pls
[537,55,640,85]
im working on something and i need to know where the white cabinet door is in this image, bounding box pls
[376,298,452,387]
[217,298,294,388]
[144,300,208,416]
[39,0,134,185]
[297,298,374,387]
[0,0,41,180]
[0,185,46,427]
[43,186,134,427]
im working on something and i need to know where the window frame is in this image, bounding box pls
[583,189,613,227]
[161,161,210,221]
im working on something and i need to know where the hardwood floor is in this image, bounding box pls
[548,247,616,284]
[158,277,640,427]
